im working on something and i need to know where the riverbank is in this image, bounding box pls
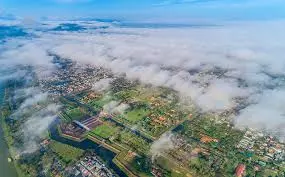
[0,83,18,177]
[0,119,19,177]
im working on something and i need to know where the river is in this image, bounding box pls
[0,83,18,177]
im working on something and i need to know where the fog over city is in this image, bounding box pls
[1,19,285,142]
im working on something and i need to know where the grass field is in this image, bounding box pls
[90,124,118,139]
[49,140,84,163]
[125,108,150,123]
[156,156,192,177]
[119,131,150,153]
[65,107,86,120]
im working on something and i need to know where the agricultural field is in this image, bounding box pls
[155,156,193,177]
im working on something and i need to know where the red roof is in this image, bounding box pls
[235,164,246,177]
[159,116,166,121]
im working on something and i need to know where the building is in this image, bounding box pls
[200,134,219,144]
[235,164,246,177]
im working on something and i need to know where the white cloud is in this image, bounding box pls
[7,87,61,154]
[113,103,130,114]
[47,21,285,112]
[0,39,56,79]
[103,101,120,114]
[235,90,285,141]
[21,103,61,154]
[150,132,175,160]
[19,92,48,110]
[92,78,112,92]
[3,19,285,139]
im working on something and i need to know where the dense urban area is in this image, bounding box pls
[1,55,285,177]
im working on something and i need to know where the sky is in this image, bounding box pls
[1,0,285,21]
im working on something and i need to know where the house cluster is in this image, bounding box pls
[39,139,51,151]
[148,114,169,126]
[40,63,112,95]
[235,164,246,177]
[50,158,64,176]
[166,135,198,163]
[147,108,181,128]
[237,129,285,165]
[259,136,285,163]
[151,167,163,177]
[149,96,166,108]
[68,154,115,177]
[200,134,219,144]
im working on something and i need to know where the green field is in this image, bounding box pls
[49,140,84,163]
[65,107,86,120]
[88,95,113,109]
[125,108,150,123]
[118,131,150,154]
[90,124,118,139]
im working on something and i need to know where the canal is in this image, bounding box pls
[49,123,127,177]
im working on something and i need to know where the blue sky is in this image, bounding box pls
[1,0,285,21]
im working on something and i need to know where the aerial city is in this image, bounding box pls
[1,0,285,177]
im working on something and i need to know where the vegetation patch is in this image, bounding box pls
[49,140,84,164]
[88,95,113,109]
[125,108,150,123]
[116,130,150,154]
[90,123,118,139]
[65,107,86,120]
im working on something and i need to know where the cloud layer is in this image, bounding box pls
[7,87,61,154]
[150,132,175,159]
[1,20,285,140]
